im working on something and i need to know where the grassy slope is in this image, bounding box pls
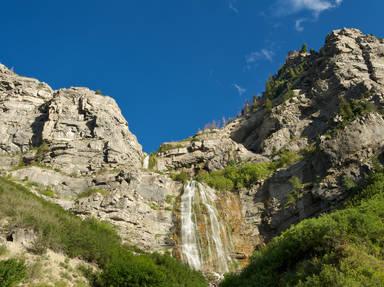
[0,177,207,287]
[220,172,384,287]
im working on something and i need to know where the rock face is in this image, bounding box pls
[1,28,384,276]
[72,170,180,251]
[0,65,143,175]
[227,28,384,240]
[0,64,53,153]
[155,121,266,173]
[42,88,143,174]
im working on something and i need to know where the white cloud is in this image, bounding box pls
[295,18,306,31]
[275,0,343,31]
[233,84,246,96]
[277,0,342,16]
[246,49,274,64]
[228,0,239,13]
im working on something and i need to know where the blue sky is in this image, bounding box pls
[1,0,382,152]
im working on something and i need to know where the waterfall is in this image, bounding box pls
[180,180,232,274]
[180,181,202,270]
[142,155,149,169]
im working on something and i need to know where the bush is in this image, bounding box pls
[171,172,190,184]
[158,143,184,153]
[275,149,302,169]
[220,171,384,287]
[197,162,275,191]
[285,176,304,208]
[0,259,26,287]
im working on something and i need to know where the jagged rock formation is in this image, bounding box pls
[155,122,265,172]
[0,64,53,153]
[42,88,143,174]
[1,28,384,277]
[228,28,384,239]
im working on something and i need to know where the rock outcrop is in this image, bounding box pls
[0,64,52,154]
[42,88,143,174]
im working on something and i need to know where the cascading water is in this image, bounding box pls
[180,181,202,270]
[179,180,233,274]
[142,155,149,169]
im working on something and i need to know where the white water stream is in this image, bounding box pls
[142,155,149,169]
[180,180,232,273]
[180,181,202,270]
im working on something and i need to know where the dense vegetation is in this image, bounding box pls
[197,162,275,191]
[220,171,384,287]
[197,150,302,192]
[0,177,207,287]
[0,259,26,287]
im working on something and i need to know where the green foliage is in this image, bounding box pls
[0,177,207,287]
[338,97,377,126]
[197,162,275,191]
[285,176,304,208]
[77,188,109,199]
[263,58,307,102]
[197,170,234,192]
[220,171,384,287]
[171,171,190,184]
[0,259,26,287]
[282,88,295,102]
[23,180,56,198]
[264,98,273,112]
[275,149,303,169]
[34,142,50,162]
[158,143,184,153]
[342,176,357,191]
[300,43,308,53]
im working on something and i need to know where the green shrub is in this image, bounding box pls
[275,149,302,169]
[171,171,190,184]
[220,171,384,287]
[197,162,275,191]
[285,176,304,208]
[0,259,26,287]
[265,98,273,112]
[300,43,308,53]
[338,97,377,127]
[197,171,234,191]
[158,143,184,153]
[342,176,357,191]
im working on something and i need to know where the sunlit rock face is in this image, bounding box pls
[42,88,143,174]
[0,64,53,154]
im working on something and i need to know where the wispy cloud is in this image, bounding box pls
[228,0,239,13]
[274,0,343,31]
[233,84,246,96]
[245,49,274,64]
[276,0,342,16]
[295,18,306,31]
